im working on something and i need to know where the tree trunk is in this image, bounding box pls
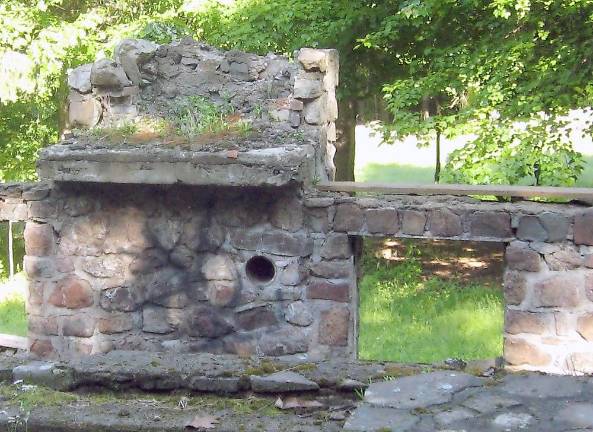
[334,97,357,181]
[434,129,441,183]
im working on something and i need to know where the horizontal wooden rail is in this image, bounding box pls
[317,181,593,201]
[0,333,28,350]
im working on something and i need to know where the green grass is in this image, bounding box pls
[0,295,27,337]
[358,245,503,363]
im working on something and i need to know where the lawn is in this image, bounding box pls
[0,273,27,337]
[358,239,504,363]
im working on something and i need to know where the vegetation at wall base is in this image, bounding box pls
[358,240,504,364]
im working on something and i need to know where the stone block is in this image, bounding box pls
[28,201,57,219]
[28,316,58,336]
[545,248,582,271]
[81,255,127,278]
[308,282,349,303]
[270,196,304,232]
[169,245,195,269]
[22,185,50,201]
[304,207,331,233]
[91,58,131,88]
[533,273,582,308]
[100,287,138,312]
[62,315,95,337]
[279,262,305,286]
[517,216,548,241]
[30,339,55,358]
[257,326,310,356]
[574,210,593,245]
[24,256,55,279]
[505,244,541,272]
[262,231,314,257]
[284,301,313,327]
[203,255,237,281]
[251,371,319,393]
[68,63,92,93]
[68,92,101,128]
[294,75,324,99]
[49,277,94,309]
[539,212,570,242]
[470,212,512,238]
[366,208,399,234]
[206,280,238,307]
[24,223,55,256]
[142,305,175,334]
[504,338,551,366]
[401,210,427,235]
[320,234,352,259]
[310,260,352,279]
[319,305,349,346]
[429,209,463,237]
[129,248,168,274]
[152,292,189,309]
[505,310,552,335]
[98,313,136,334]
[298,48,329,71]
[334,204,364,232]
[189,306,234,338]
[236,304,277,330]
[569,352,593,374]
[577,314,593,341]
[503,271,527,305]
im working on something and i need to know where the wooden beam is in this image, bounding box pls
[0,333,28,350]
[316,181,593,201]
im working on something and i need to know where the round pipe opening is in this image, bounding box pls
[245,256,276,284]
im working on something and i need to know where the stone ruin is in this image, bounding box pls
[3,37,593,375]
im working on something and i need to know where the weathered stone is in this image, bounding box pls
[294,75,324,99]
[577,313,593,341]
[429,209,463,237]
[29,339,55,358]
[90,58,131,88]
[320,234,351,259]
[506,243,541,272]
[363,371,482,409]
[270,196,304,232]
[365,208,399,234]
[505,310,552,335]
[569,352,593,374]
[545,248,583,270]
[206,280,238,307]
[22,185,50,201]
[574,209,593,245]
[236,304,277,330]
[189,306,234,338]
[189,376,242,394]
[59,214,107,256]
[24,256,55,279]
[308,281,349,302]
[250,371,319,393]
[279,261,305,286]
[203,255,236,281]
[333,204,364,232]
[284,301,313,327]
[554,403,593,428]
[499,373,584,398]
[49,277,94,309]
[82,255,127,278]
[539,212,570,242]
[304,207,331,233]
[68,63,92,93]
[434,407,475,426]
[153,292,189,309]
[13,361,75,391]
[504,338,551,366]
[98,313,135,334]
[24,223,55,256]
[62,315,95,337]
[169,245,195,269]
[343,405,418,432]
[28,200,57,219]
[309,260,351,279]
[258,326,309,356]
[319,305,349,346]
[148,218,182,251]
[503,271,527,305]
[517,215,548,241]
[533,273,582,308]
[298,48,329,71]
[28,316,59,336]
[401,210,427,235]
[470,211,512,238]
[262,231,314,257]
[68,92,102,128]
[100,287,138,312]
[129,248,168,274]
[114,39,158,85]
[493,413,534,430]
[182,220,224,252]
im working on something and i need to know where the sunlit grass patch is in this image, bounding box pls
[358,244,503,363]
[0,295,27,337]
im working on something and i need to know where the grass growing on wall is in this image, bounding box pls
[358,241,504,363]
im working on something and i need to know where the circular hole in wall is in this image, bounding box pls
[246,256,276,284]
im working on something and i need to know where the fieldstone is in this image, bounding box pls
[270,196,304,232]
[13,361,75,391]
[503,271,527,305]
[279,262,305,286]
[577,314,593,341]
[569,352,593,374]
[319,306,349,346]
[533,273,582,308]
[183,222,225,252]
[28,200,57,219]
[576,209,593,246]
[129,248,168,274]
[401,210,427,235]
[258,326,310,356]
[250,371,319,393]
[189,306,234,338]
[206,280,238,307]
[307,281,350,302]
[434,407,475,426]
[504,338,551,366]
[337,378,368,392]
[98,313,135,334]
[24,223,55,256]
[333,203,364,232]
[22,185,50,201]
[545,248,583,270]
[298,48,328,71]
[364,371,483,410]
[554,403,593,428]
[236,304,277,330]
[62,314,95,337]
[81,255,126,278]
[90,58,131,88]
[203,255,236,281]
[294,74,324,99]
[68,63,92,93]
[49,277,94,309]
[24,256,55,279]
[304,96,327,124]
[189,376,242,394]
[505,310,552,335]
[148,218,182,251]
[28,315,58,336]
[470,211,512,238]
[68,92,102,128]
[517,215,548,241]
[304,207,331,233]
[152,292,189,309]
[29,339,55,358]
[365,208,399,234]
[114,38,158,85]
[539,212,570,242]
[462,393,521,414]
[493,413,533,430]
[429,209,463,237]
[310,260,351,279]
[100,287,138,312]
[169,245,194,269]
[284,301,313,327]
[262,231,314,257]
[320,234,351,259]
[343,405,418,432]
[142,305,175,334]
[505,243,541,272]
